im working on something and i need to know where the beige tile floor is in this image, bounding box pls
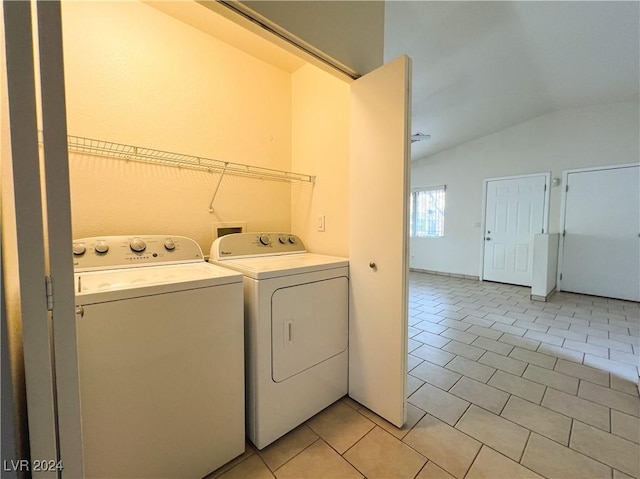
[207,272,640,479]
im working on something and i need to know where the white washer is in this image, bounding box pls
[73,235,244,478]
[210,232,348,449]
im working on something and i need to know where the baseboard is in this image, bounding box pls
[531,287,557,302]
[410,268,480,281]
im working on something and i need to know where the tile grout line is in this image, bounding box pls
[460,443,484,479]
[452,401,473,429]
[269,435,322,473]
[254,451,278,478]
[338,425,390,478]
[517,429,533,464]
[567,417,575,452]
[566,418,635,476]
[409,274,639,477]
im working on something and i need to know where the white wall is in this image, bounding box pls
[531,233,560,299]
[291,64,350,257]
[411,101,640,276]
[61,1,294,253]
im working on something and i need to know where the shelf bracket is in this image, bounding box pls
[208,162,228,213]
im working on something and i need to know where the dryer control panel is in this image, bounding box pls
[73,235,204,271]
[211,233,306,260]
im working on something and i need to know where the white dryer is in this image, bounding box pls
[73,235,244,478]
[210,232,349,449]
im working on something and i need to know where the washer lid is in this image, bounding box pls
[75,262,241,304]
[211,253,348,280]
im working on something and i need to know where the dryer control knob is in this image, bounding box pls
[73,242,86,256]
[278,235,287,244]
[130,238,147,253]
[288,236,296,244]
[259,234,271,246]
[94,240,109,254]
[164,239,176,251]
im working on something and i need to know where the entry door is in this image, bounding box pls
[483,175,548,286]
[560,165,640,301]
[349,55,411,427]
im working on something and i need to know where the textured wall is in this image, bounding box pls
[62,1,294,253]
[291,64,350,257]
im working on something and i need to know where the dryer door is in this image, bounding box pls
[271,277,348,382]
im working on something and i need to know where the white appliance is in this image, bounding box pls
[210,232,349,449]
[73,235,245,478]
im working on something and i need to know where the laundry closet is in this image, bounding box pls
[61,1,349,256]
[2,1,411,475]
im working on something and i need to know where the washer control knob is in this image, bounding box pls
[259,234,271,246]
[288,236,297,244]
[164,239,176,251]
[130,238,146,253]
[94,240,109,254]
[278,235,287,244]
[72,242,86,256]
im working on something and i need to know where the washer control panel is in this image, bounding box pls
[73,235,204,271]
[211,232,306,260]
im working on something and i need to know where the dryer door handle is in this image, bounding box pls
[284,320,294,346]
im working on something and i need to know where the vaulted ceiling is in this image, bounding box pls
[383,1,639,160]
[153,1,639,163]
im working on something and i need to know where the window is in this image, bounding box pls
[410,186,445,237]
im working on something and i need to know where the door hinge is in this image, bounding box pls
[559,273,563,281]
[542,228,545,233]
[544,184,547,192]
[565,184,569,192]
[563,230,566,237]
[45,275,54,311]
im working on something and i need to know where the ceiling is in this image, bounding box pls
[150,1,638,163]
[383,1,640,161]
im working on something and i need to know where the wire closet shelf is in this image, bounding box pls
[66,135,316,184]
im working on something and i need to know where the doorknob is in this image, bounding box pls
[369,262,376,269]
[485,237,491,241]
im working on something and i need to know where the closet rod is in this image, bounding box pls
[65,135,316,184]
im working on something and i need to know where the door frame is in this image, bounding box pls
[3,0,59,469]
[556,162,640,292]
[479,172,551,282]
[3,1,85,475]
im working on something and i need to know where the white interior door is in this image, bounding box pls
[483,175,548,286]
[349,55,411,427]
[560,165,640,301]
